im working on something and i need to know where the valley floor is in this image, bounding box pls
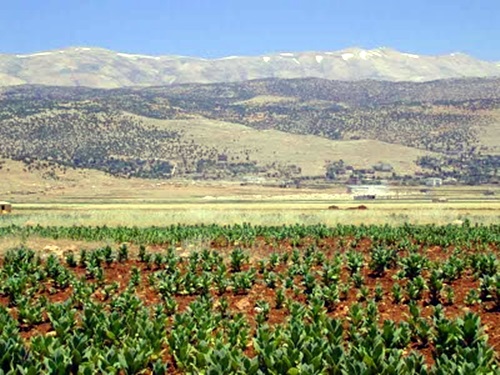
[1,199,499,228]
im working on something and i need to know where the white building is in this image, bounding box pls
[346,185,389,196]
[425,178,443,187]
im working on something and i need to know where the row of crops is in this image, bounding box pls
[0,223,499,373]
[0,221,499,247]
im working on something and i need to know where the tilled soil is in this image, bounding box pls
[1,237,499,369]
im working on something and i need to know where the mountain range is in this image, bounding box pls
[0,47,499,88]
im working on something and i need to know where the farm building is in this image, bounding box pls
[0,201,12,214]
[372,162,393,172]
[425,178,443,187]
[347,185,388,196]
[240,176,267,185]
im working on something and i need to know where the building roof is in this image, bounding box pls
[347,185,388,190]
[0,201,12,205]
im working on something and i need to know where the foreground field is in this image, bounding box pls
[0,224,499,373]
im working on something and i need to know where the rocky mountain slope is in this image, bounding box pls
[0,47,499,88]
[0,77,499,184]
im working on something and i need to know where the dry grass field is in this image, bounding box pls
[1,156,498,231]
[3,157,342,203]
[139,116,435,176]
[1,199,498,228]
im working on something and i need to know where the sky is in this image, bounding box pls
[1,0,499,60]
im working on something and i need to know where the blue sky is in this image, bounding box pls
[1,0,499,60]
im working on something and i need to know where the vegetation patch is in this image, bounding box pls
[1,78,499,183]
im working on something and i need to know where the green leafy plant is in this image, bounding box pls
[369,247,397,276]
[374,283,384,302]
[230,248,248,273]
[118,244,128,262]
[65,251,77,268]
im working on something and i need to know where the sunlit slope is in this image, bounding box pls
[141,117,435,176]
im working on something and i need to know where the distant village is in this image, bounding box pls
[235,158,467,199]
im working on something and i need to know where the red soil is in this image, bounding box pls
[1,238,499,370]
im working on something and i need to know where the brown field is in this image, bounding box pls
[1,233,499,369]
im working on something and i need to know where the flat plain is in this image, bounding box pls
[1,168,499,374]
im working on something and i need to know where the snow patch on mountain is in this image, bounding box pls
[403,53,420,59]
[342,53,354,61]
[16,52,55,58]
[217,56,241,60]
[116,53,160,60]
[368,50,383,57]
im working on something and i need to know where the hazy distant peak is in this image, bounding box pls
[0,46,499,88]
[2,46,482,61]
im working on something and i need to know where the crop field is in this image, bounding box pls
[0,223,499,373]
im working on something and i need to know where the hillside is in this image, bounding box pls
[139,117,434,176]
[0,77,499,185]
[0,47,499,88]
